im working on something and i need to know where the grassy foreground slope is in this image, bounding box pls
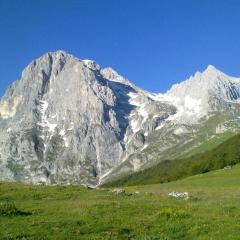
[103,134,240,187]
[1,165,240,239]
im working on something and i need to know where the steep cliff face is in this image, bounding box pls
[1,51,240,186]
[0,51,173,185]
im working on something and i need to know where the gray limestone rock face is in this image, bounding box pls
[0,52,120,185]
[0,51,174,185]
[1,51,240,186]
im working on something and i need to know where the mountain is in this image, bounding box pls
[165,65,240,124]
[0,51,240,186]
[101,65,240,182]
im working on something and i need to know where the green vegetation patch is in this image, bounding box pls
[157,206,191,220]
[103,134,240,187]
[0,201,31,217]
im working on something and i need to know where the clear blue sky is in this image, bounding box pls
[1,0,240,96]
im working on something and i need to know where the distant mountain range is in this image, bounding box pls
[0,51,240,186]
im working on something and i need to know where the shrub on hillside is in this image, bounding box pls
[0,201,30,216]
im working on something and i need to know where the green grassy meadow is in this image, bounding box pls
[1,164,240,239]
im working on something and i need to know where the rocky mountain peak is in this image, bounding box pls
[203,64,221,75]
[161,65,240,124]
[100,67,134,88]
[1,51,240,186]
[1,51,170,186]
[82,59,100,71]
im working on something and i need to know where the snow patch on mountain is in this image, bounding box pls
[37,100,58,133]
[127,92,153,132]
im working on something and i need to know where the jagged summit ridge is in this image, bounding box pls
[167,65,240,101]
[158,65,240,124]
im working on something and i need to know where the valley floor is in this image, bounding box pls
[1,165,240,239]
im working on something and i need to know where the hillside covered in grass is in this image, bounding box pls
[1,164,240,239]
[103,134,240,187]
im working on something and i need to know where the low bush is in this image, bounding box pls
[0,201,30,217]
